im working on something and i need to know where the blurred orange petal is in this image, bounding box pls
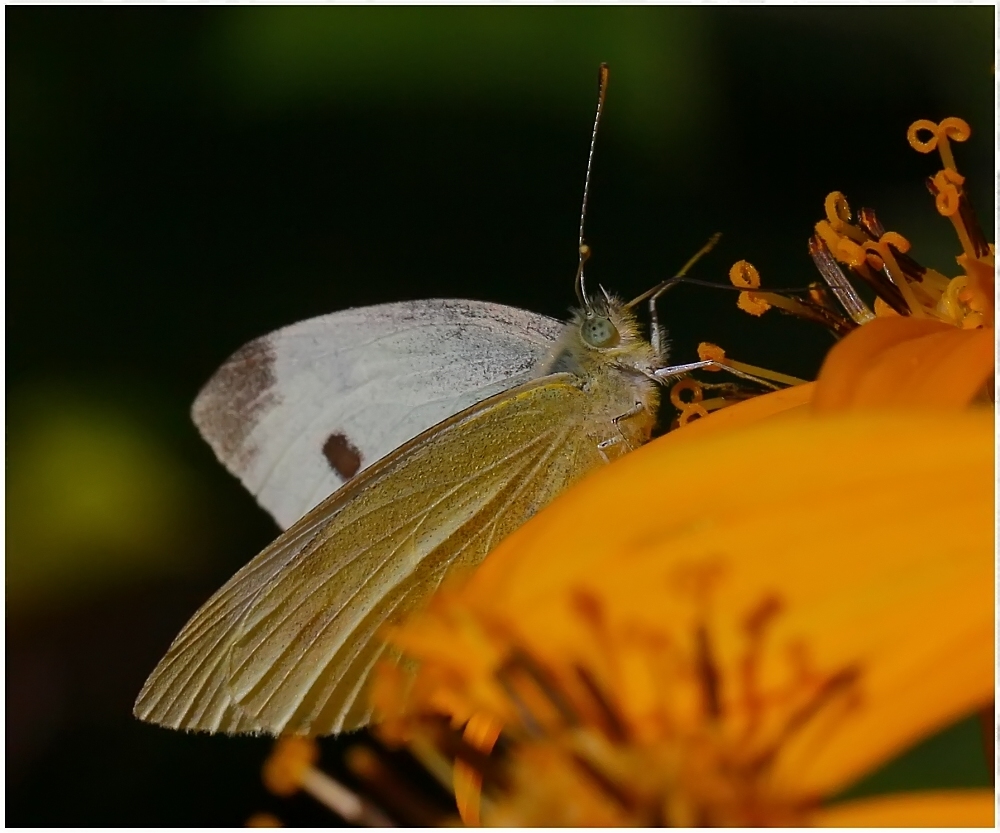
[812,317,993,410]
[812,789,995,827]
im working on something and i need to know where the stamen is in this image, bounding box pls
[926,173,984,262]
[823,192,868,244]
[738,292,772,316]
[262,737,394,827]
[573,665,629,742]
[496,648,580,736]
[863,235,926,318]
[730,257,854,333]
[345,745,448,826]
[454,712,504,825]
[409,733,463,792]
[808,236,873,325]
[694,625,722,720]
[568,748,640,812]
[696,342,808,388]
[906,117,970,172]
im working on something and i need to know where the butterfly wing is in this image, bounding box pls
[134,373,622,736]
[193,299,563,529]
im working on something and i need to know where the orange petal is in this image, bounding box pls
[454,712,503,826]
[812,789,995,827]
[812,317,993,410]
[662,382,814,445]
[453,411,994,796]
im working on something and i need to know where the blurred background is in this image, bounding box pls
[6,6,994,825]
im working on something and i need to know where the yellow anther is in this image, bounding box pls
[697,342,727,368]
[822,192,868,243]
[930,169,964,217]
[729,260,761,289]
[939,117,972,142]
[815,221,867,268]
[906,117,970,171]
[879,232,911,254]
[738,291,772,316]
[262,737,320,797]
[670,378,704,409]
[824,191,851,227]
[907,119,941,153]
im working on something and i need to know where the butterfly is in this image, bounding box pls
[133,64,731,738]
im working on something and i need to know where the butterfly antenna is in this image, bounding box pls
[624,232,722,310]
[575,62,609,313]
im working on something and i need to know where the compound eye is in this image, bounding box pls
[581,315,620,348]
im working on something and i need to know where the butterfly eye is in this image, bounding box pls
[581,315,620,348]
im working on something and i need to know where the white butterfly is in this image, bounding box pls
[133,64,739,738]
[133,282,719,736]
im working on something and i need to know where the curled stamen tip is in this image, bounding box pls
[738,291,772,316]
[263,736,320,797]
[879,232,911,254]
[931,170,963,216]
[823,191,852,226]
[679,403,710,425]
[939,117,972,142]
[670,377,704,409]
[729,260,761,289]
[907,119,941,152]
[907,117,971,162]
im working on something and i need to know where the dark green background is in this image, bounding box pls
[6,7,994,825]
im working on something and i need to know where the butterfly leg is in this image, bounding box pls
[648,290,671,362]
[609,400,648,454]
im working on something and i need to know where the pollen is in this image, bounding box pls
[697,342,727,367]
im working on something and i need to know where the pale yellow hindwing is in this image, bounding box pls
[134,373,616,736]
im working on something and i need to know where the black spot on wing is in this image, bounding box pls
[322,432,362,479]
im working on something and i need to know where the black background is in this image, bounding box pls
[6,7,994,825]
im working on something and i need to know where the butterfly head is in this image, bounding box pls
[543,290,661,384]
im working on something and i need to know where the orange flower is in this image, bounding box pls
[373,408,993,825]
[368,115,995,826]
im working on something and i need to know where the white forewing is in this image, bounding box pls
[193,299,563,529]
